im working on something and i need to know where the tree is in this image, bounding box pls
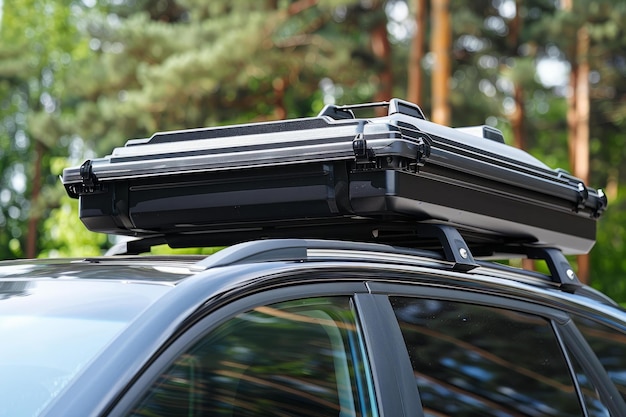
[407,0,426,105]
[0,0,91,258]
[4,0,626,303]
[429,0,451,125]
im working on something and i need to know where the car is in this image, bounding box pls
[1,99,624,417]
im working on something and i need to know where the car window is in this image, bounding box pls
[563,344,611,417]
[0,280,167,417]
[390,297,583,417]
[573,315,626,404]
[126,296,376,417]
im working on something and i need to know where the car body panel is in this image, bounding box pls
[2,248,626,416]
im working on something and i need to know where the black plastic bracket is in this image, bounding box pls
[490,244,582,292]
[104,236,168,255]
[524,246,582,292]
[415,224,478,272]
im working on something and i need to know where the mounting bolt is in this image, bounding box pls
[566,269,576,280]
[459,248,468,259]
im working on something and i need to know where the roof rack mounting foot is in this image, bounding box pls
[415,224,478,272]
[105,236,168,256]
[525,247,582,292]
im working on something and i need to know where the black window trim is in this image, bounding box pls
[558,318,626,415]
[550,319,590,417]
[354,293,424,417]
[366,281,571,322]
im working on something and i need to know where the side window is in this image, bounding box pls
[563,345,611,417]
[390,297,582,417]
[126,297,375,417]
[573,315,626,404]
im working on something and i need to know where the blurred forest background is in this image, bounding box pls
[1,0,626,298]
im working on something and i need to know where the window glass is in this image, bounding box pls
[390,297,582,417]
[0,280,166,417]
[127,297,376,417]
[564,345,610,417]
[573,315,626,404]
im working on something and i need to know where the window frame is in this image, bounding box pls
[105,272,626,417]
[560,316,626,414]
[107,281,390,417]
[366,280,626,416]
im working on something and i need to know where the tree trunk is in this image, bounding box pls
[371,17,393,114]
[505,0,533,270]
[273,77,287,120]
[26,141,43,259]
[430,0,451,125]
[574,25,591,283]
[407,0,426,105]
[559,0,591,283]
[510,80,527,151]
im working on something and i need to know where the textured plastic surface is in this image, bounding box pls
[62,99,607,254]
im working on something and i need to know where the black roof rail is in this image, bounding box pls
[192,228,476,271]
[193,239,308,270]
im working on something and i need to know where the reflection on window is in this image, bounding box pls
[128,297,375,417]
[564,345,610,417]
[574,315,626,405]
[390,297,582,417]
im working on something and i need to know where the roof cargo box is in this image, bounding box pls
[62,99,607,254]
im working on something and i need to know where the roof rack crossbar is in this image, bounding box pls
[104,225,479,272]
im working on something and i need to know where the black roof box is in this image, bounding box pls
[62,98,607,254]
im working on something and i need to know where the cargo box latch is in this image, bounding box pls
[352,121,374,165]
[72,160,105,195]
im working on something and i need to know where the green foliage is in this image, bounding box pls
[0,0,90,259]
[38,195,109,258]
[1,0,626,301]
[591,187,626,298]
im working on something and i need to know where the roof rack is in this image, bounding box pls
[106,223,582,292]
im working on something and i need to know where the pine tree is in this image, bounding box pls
[0,0,89,258]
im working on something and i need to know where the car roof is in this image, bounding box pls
[0,256,205,284]
[0,239,619,311]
